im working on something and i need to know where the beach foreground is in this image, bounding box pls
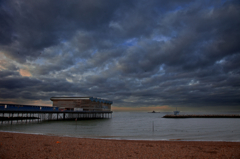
[0,132,240,159]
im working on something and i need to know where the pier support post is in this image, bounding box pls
[11,113,13,125]
[8,113,10,124]
[17,113,19,123]
[26,113,28,123]
[2,113,4,124]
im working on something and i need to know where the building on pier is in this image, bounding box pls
[50,97,113,111]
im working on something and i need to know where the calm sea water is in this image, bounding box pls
[0,112,240,141]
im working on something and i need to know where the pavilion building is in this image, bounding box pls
[50,97,113,111]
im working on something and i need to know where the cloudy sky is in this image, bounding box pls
[0,0,239,111]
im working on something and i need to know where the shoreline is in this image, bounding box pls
[1,132,240,158]
[1,130,240,142]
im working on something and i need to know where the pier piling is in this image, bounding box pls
[0,110,112,124]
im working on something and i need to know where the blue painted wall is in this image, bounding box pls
[0,104,58,111]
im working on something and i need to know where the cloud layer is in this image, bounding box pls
[0,0,240,110]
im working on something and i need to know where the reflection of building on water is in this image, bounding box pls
[50,97,113,111]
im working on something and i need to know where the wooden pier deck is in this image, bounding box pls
[163,114,240,118]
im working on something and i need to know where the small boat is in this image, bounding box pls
[148,111,160,113]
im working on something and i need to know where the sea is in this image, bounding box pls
[0,111,240,142]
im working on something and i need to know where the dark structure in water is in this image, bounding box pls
[163,114,240,118]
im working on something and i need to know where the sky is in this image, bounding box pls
[0,0,240,112]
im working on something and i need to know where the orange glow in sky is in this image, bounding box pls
[19,69,32,77]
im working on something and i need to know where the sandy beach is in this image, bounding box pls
[0,132,240,159]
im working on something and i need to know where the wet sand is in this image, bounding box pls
[0,132,240,159]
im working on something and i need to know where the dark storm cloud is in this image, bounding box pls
[0,0,239,110]
[0,0,132,62]
[0,1,14,45]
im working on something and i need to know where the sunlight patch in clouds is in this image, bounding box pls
[19,69,32,77]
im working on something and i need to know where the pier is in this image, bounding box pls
[0,96,114,124]
[0,110,112,124]
[163,114,240,118]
